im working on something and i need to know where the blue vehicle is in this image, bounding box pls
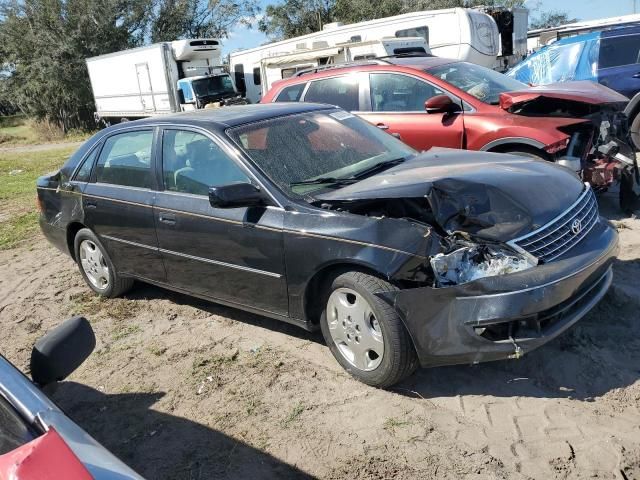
[508,26,640,148]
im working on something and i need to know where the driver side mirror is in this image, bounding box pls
[209,183,267,208]
[425,95,461,114]
[30,316,95,387]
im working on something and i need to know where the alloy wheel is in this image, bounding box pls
[326,287,384,371]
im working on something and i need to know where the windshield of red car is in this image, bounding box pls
[227,110,416,195]
[0,395,38,455]
[427,62,527,105]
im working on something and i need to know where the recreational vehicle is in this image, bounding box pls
[87,39,245,123]
[229,7,527,103]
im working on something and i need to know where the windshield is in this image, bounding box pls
[192,75,236,99]
[428,62,527,105]
[507,39,598,85]
[227,110,416,196]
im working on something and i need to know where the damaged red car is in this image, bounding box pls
[261,57,640,212]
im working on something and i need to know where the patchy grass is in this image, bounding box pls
[0,146,77,249]
[111,324,142,341]
[0,116,40,145]
[68,292,140,321]
[282,402,305,428]
[0,115,92,146]
[383,416,412,434]
[0,211,39,250]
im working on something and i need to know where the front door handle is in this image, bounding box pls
[391,132,402,139]
[633,72,640,79]
[85,201,97,209]
[376,123,389,130]
[158,212,176,225]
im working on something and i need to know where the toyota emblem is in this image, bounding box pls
[571,218,582,235]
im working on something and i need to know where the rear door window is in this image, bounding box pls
[275,84,306,102]
[599,35,640,69]
[369,73,444,111]
[94,130,153,188]
[303,76,360,111]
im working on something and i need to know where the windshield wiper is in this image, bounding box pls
[289,177,359,187]
[348,157,406,180]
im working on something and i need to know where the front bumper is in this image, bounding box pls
[380,217,619,368]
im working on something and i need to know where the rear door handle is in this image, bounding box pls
[376,123,389,130]
[158,212,176,225]
[85,201,97,209]
[633,72,640,79]
[391,133,402,139]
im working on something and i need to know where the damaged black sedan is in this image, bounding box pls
[37,103,618,387]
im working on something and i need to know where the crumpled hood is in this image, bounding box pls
[499,80,629,111]
[315,149,585,242]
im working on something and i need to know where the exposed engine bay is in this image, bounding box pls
[505,93,640,212]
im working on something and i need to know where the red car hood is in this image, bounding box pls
[499,81,629,110]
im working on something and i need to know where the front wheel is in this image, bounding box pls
[319,271,418,388]
[73,228,133,298]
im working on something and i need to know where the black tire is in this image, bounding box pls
[73,228,133,298]
[630,112,640,151]
[319,271,418,388]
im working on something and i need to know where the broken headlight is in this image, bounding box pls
[430,245,537,287]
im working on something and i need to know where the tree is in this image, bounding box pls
[258,0,334,40]
[259,0,526,40]
[151,0,260,42]
[529,10,577,30]
[0,0,260,130]
[0,0,151,130]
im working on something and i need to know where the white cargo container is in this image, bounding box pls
[86,39,245,123]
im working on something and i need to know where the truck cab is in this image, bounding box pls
[177,72,241,111]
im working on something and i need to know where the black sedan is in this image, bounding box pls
[37,103,618,387]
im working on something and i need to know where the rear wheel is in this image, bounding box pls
[319,271,418,388]
[630,113,640,150]
[73,228,133,298]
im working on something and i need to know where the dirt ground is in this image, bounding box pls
[1,192,639,480]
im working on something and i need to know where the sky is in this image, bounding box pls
[222,0,640,55]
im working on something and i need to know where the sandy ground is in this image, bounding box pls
[1,193,639,480]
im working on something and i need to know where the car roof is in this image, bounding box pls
[601,24,640,38]
[269,56,460,89]
[113,103,333,130]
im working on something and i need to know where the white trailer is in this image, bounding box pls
[230,7,527,103]
[86,39,245,123]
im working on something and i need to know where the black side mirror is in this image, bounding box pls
[424,94,461,114]
[209,183,267,208]
[30,316,95,387]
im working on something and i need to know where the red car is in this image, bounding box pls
[261,56,639,210]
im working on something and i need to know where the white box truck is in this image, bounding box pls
[86,39,247,124]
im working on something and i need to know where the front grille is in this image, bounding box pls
[509,184,598,263]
